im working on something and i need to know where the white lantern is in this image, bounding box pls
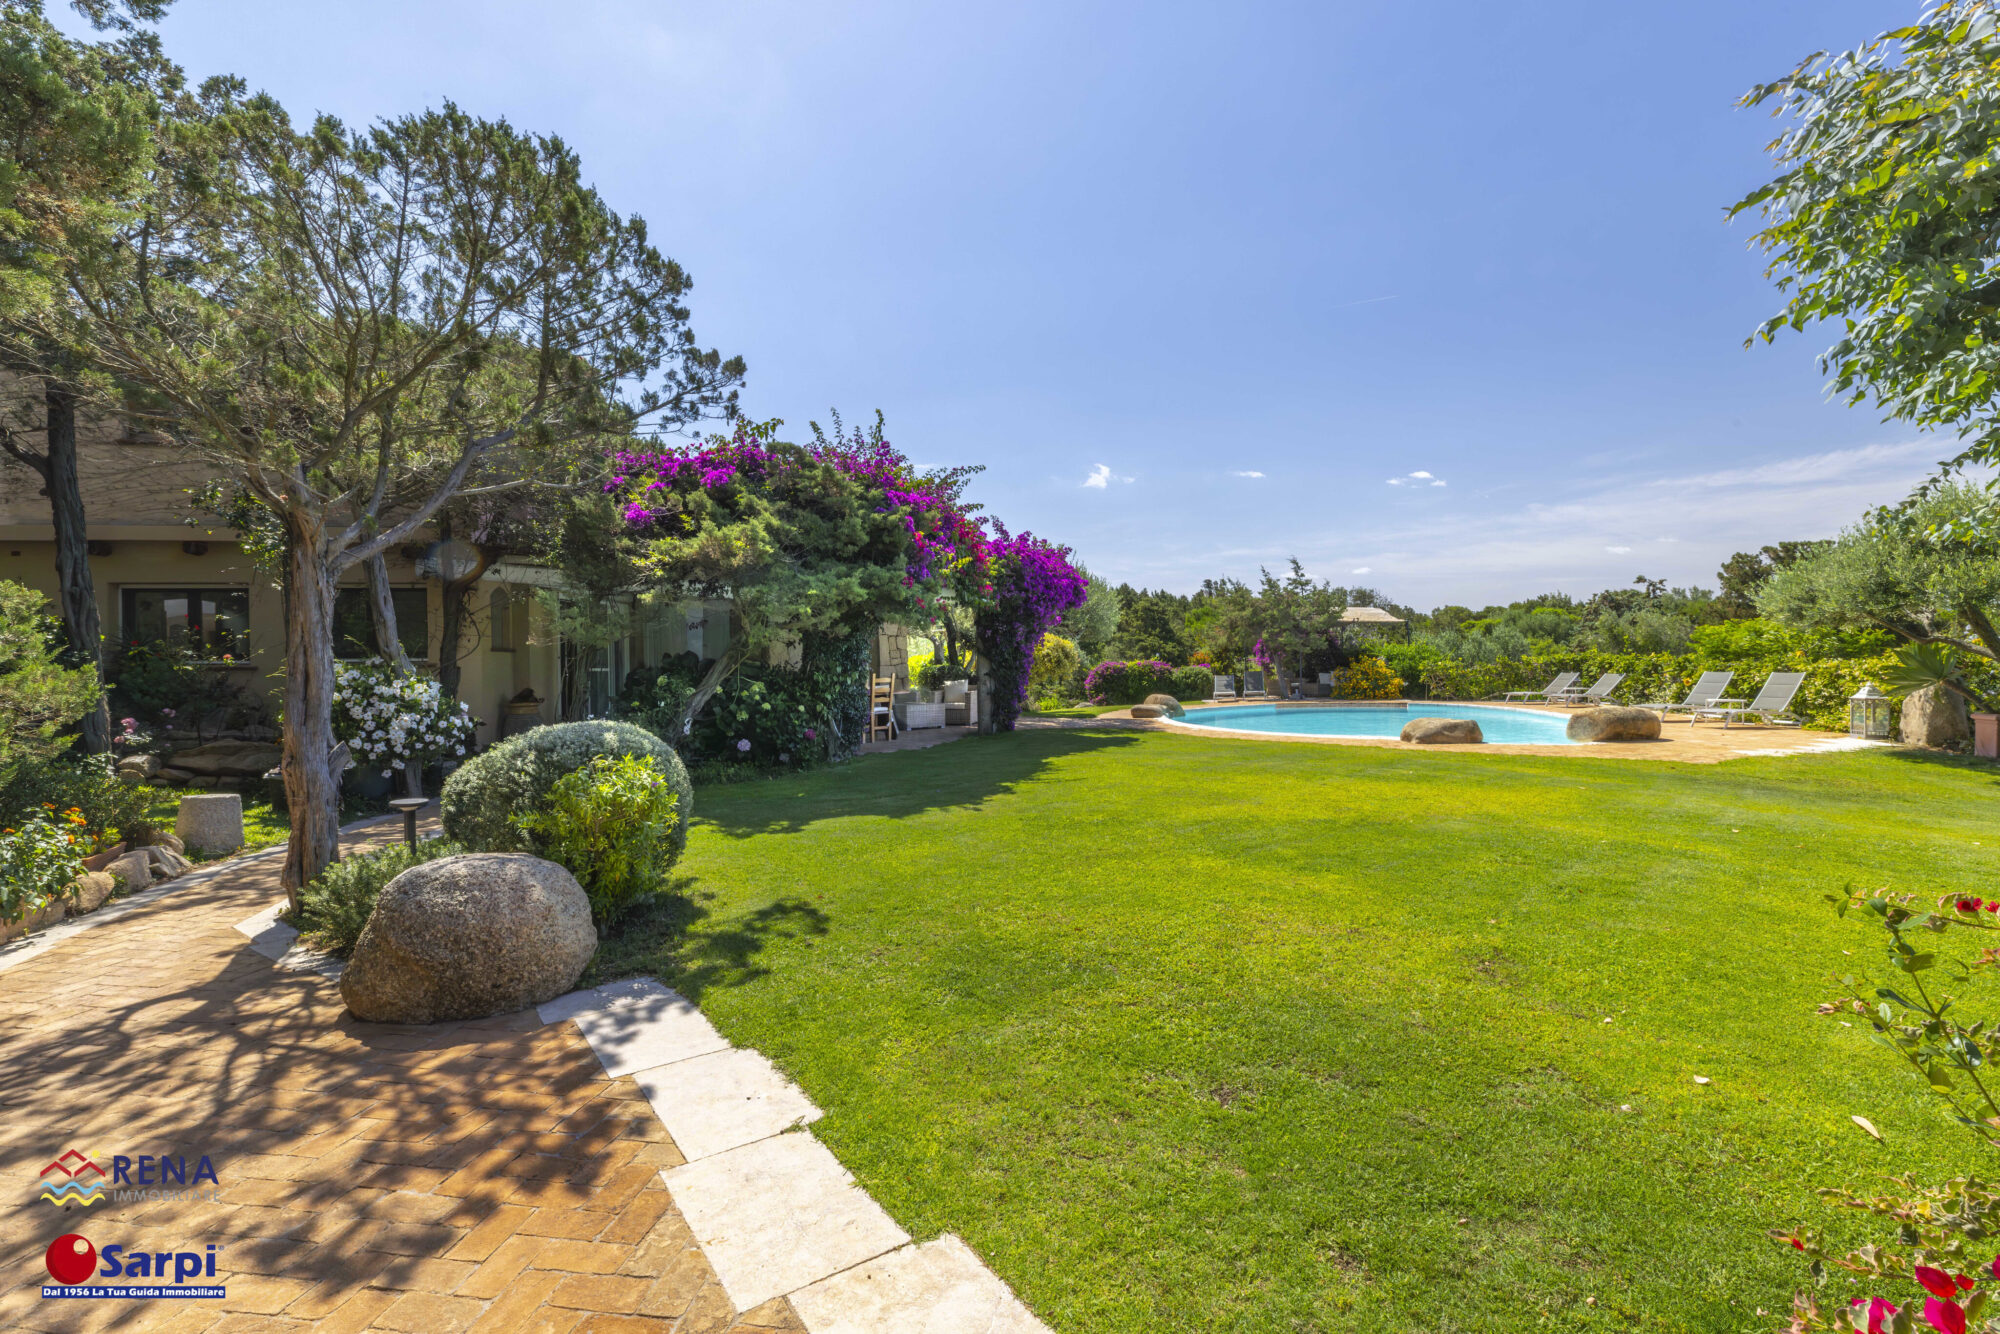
[1848,684,1894,739]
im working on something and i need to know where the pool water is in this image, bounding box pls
[1175,701,1578,745]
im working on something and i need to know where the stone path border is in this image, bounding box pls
[0,811,400,977]
[540,978,1051,1331]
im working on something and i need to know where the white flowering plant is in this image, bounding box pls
[331,660,475,785]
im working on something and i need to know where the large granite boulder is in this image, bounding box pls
[165,741,283,778]
[341,854,597,1024]
[176,793,243,856]
[1129,703,1167,719]
[1142,693,1186,719]
[1566,706,1662,743]
[1902,685,1970,748]
[1402,717,1483,744]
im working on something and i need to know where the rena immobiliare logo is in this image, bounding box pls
[36,1150,220,1208]
[42,1233,225,1300]
[37,1150,107,1208]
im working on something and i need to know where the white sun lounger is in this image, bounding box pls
[1639,670,1737,722]
[1501,672,1579,703]
[1691,671,1806,728]
[1552,672,1625,705]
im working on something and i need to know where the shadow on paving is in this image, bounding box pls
[0,838,660,1329]
[694,726,1145,840]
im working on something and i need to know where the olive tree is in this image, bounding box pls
[21,92,742,897]
[1760,483,2000,709]
[1735,1,2000,471]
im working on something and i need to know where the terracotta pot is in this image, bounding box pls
[1974,712,1999,760]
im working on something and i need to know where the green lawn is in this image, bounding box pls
[598,728,1997,1333]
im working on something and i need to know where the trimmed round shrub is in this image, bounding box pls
[441,720,692,863]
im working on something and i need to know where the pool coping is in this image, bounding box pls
[1137,698,1888,763]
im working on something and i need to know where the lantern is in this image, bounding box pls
[1848,684,1894,740]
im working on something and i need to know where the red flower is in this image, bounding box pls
[1958,900,1977,913]
[1924,1295,1967,1334]
[1991,1255,2000,1280]
[1917,1267,1959,1301]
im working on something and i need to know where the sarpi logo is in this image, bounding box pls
[37,1151,221,1207]
[42,1233,225,1300]
[37,1150,106,1208]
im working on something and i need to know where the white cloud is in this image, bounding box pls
[1409,470,1434,480]
[1082,463,1132,489]
[1232,470,1265,478]
[1389,470,1446,488]
[1430,480,1446,488]
[1351,566,1372,575]
[1605,545,1632,554]
[1386,477,1405,486]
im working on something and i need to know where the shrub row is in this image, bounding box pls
[1084,660,1213,705]
[1411,648,1979,733]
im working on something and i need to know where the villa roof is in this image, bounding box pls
[1339,606,1404,625]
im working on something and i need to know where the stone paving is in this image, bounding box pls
[0,819,1038,1332]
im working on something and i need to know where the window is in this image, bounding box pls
[121,588,250,659]
[333,586,429,661]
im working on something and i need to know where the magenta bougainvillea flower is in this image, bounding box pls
[1923,1294,1967,1334]
[1850,1296,1898,1334]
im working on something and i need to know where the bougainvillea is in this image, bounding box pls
[609,417,1085,740]
[973,528,1088,731]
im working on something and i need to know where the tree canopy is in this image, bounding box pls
[1734,0,2000,469]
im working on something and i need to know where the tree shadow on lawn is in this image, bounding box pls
[694,726,1146,839]
[1878,748,2000,783]
[586,875,829,1003]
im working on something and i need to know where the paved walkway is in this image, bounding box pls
[0,822,1037,1332]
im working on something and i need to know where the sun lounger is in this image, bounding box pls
[1501,671,1579,703]
[1211,674,1237,701]
[1690,671,1806,728]
[1552,672,1625,705]
[1244,670,1270,699]
[1638,670,1736,721]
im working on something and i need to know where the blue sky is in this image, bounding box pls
[105,0,1941,607]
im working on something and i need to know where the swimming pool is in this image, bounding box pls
[1174,701,1578,745]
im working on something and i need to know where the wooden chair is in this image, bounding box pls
[866,675,898,742]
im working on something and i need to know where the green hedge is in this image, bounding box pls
[1413,648,1977,733]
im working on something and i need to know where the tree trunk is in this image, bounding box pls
[281,528,342,907]
[365,553,412,673]
[676,649,741,741]
[977,663,996,735]
[42,384,109,752]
